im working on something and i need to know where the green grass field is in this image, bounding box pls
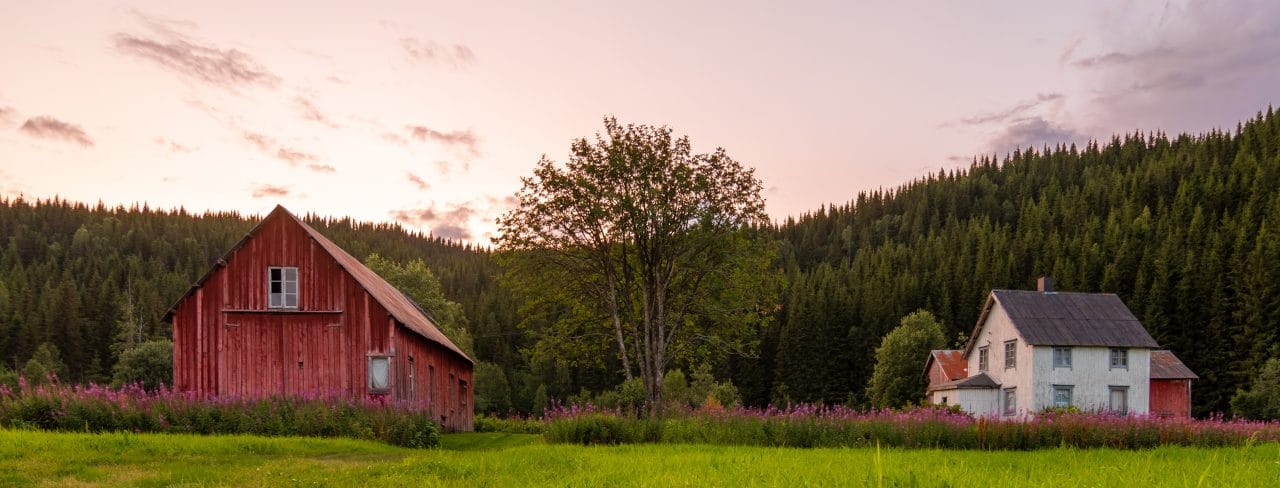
[2,430,1278,486]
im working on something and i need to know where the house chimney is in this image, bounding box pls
[1037,276,1054,293]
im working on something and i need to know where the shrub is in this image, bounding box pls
[1232,358,1280,420]
[475,413,544,434]
[542,403,1280,450]
[0,381,440,448]
[110,340,173,390]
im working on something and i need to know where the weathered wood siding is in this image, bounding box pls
[394,327,474,431]
[1149,379,1191,418]
[171,211,473,430]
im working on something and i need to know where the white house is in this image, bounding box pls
[925,277,1195,417]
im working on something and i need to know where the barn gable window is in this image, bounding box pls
[368,355,390,393]
[978,347,989,372]
[268,267,298,309]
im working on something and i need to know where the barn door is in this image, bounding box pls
[219,315,285,397]
[284,315,345,396]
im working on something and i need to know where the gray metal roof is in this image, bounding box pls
[991,290,1160,348]
[1150,350,1198,379]
[928,372,999,391]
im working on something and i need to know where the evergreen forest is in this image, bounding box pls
[3,107,1280,417]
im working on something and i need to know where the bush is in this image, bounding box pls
[1232,358,1280,420]
[542,403,1280,450]
[22,343,66,385]
[0,381,440,448]
[474,413,544,434]
[111,340,173,390]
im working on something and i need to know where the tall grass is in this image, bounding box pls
[0,378,439,448]
[543,403,1280,450]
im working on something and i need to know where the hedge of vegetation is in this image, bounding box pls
[0,380,439,448]
[543,404,1280,450]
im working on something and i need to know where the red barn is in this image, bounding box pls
[1149,349,1197,418]
[165,205,474,431]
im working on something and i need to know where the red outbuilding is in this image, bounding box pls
[165,205,474,431]
[1149,349,1197,418]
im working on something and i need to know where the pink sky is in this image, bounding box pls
[2,1,1278,242]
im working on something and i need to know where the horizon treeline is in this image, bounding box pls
[2,106,1279,417]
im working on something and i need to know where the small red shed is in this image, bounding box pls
[165,205,474,431]
[1148,350,1197,418]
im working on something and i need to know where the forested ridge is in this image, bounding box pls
[3,107,1279,417]
[761,107,1280,416]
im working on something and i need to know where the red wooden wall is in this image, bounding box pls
[171,212,473,431]
[1149,379,1191,418]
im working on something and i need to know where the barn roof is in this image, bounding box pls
[1150,350,1198,380]
[927,372,998,391]
[964,289,1159,356]
[923,350,967,381]
[164,205,472,363]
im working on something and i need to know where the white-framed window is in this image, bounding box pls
[941,395,949,404]
[268,266,298,308]
[368,355,390,393]
[1109,348,1128,370]
[978,347,989,372]
[1053,347,1072,368]
[1109,386,1129,415]
[1052,385,1073,408]
[1004,340,1017,369]
[1003,388,1017,416]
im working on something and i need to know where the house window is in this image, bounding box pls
[978,347,989,372]
[1109,386,1129,415]
[1110,348,1129,370]
[1003,388,1017,416]
[1052,385,1073,408]
[1053,347,1072,368]
[268,267,298,308]
[367,356,390,393]
[941,396,948,405]
[1004,340,1017,369]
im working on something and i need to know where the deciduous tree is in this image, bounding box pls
[498,117,778,413]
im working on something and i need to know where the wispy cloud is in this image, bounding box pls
[1065,1,1280,131]
[250,184,290,198]
[986,116,1087,155]
[294,97,339,128]
[955,93,1064,126]
[242,131,274,152]
[19,116,94,147]
[276,147,319,164]
[381,133,406,145]
[401,38,477,69]
[389,202,476,240]
[153,137,194,153]
[113,11,279,90]
[241,131,331,173]
[407,172,430,190]
[0,106,15,125]
[405,125,480,158]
